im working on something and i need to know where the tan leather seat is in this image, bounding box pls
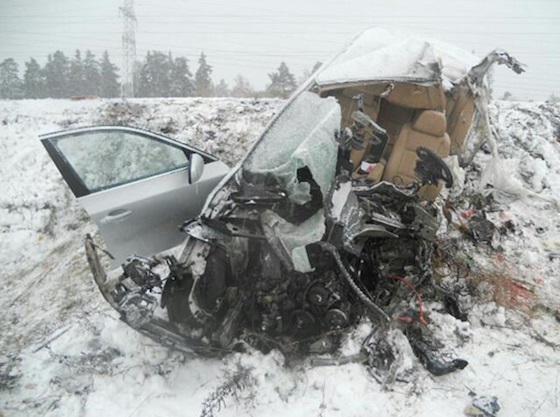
[376,101,416,160]
[385,83,445,111]
[382,110,450,200]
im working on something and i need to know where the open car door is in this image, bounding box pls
[41,126,229,267]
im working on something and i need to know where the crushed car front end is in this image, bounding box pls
[86,27,524,375]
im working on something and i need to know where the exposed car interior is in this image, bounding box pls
[320,81,475,199]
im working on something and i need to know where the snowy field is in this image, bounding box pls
[0,98,559,417]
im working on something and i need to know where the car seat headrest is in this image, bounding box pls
[412,110,447,136]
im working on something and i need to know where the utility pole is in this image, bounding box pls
[120,0,137,98]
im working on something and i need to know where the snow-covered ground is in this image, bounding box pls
[0,98,559,417]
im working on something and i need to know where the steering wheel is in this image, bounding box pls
[369,135,383,147]
[414,147,454,189]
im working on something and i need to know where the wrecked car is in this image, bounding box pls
[41,28,524,376]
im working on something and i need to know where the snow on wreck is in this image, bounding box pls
[88,27,527,378]
[190,26,526,272]
[313,27,525,165]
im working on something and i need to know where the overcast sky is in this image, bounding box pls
[1,0,558,100]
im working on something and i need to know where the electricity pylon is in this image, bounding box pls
[120,0,137,98]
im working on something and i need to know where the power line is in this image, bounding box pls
[3,30,560,36]
[3,14,560,21]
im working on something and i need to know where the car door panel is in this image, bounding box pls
[40,126,229,267]
[78,161,227,265]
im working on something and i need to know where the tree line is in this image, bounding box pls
[0,49,321,100]
[0,51,120,99]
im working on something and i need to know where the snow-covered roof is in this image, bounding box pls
[315,27,481,87]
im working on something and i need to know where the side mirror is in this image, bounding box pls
[189,153,205,183]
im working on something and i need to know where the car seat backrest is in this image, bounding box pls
[375,101,416,160]
[385,83,445,111]
[382,110,450,200]
[413,109,447,136]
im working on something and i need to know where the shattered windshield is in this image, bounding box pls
[238,92,342,272]
[243,91,341,204]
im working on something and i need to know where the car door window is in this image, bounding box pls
[53,130,189,192]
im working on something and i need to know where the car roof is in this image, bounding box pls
[314,27,481,88]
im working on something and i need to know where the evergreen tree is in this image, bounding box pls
[43,51,69,98]
[136,53,151,97]
[137,51,172,97]
[169,56,194,97]
[100,51,120,98]
[83,50,101,96]
[230,75,254,98]
[133,60,142,97]
[266,61,296,98]
[0,58,22,99]
[23,58,44,99]
[214,79,230,97]
[68,50,84,96]
[194,52,214,97]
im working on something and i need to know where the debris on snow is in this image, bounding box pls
[1,98,560,417]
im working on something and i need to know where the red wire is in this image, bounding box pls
[387,274,427,325]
